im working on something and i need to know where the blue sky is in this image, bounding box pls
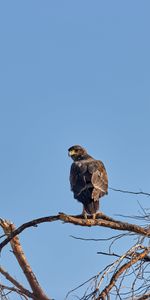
[0,1,150,299]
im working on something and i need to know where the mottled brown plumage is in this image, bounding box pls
[68,145,108,216]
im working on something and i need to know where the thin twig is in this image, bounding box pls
[0,283,30,299]
[97,247,150,299]
[0,266,35,299]
[109,187,150,197]
[70,233,132,242]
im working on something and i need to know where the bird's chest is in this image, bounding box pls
[75,160,97,174]
[75,161,88,174]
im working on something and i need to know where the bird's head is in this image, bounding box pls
[68,145,88,161]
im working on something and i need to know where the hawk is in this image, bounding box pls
[68,145,108,217]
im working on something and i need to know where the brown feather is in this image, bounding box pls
[69,145,108,215]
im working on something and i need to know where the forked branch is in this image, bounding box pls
[96,247,149,300]
[0,220,50,300]
[0,266,35,299]
[0,208,150,300]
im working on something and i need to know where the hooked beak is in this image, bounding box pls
[68,149,76,157]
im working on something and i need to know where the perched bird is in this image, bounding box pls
[68,145,108,218]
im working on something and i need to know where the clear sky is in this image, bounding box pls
[0,1,150,299]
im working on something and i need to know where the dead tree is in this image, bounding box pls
[0,189,150,299]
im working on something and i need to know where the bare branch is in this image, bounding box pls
[0,213,149,253]
[97,251,127,259]
[0,192,150,300]
[0,266,35,299]
[109,187,150,197]
[97,251,150,262]
[0,283,31,299]
[0,220,50,300]
[65,274,97,299]
[97,247,149,300]
[70,232,132,242]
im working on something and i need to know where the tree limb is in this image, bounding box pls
[96,248,149,300]
[0,220,51,300]
[0,212,149,253]
[0,266,35,299]
[0,283,32,299]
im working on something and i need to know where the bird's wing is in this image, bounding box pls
[88,160,108,199]
[70,163,78,191]
[70,162,87,194]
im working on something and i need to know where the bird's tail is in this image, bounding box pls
[84,200,99,214]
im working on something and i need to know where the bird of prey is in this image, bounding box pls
[68,145,108,218]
